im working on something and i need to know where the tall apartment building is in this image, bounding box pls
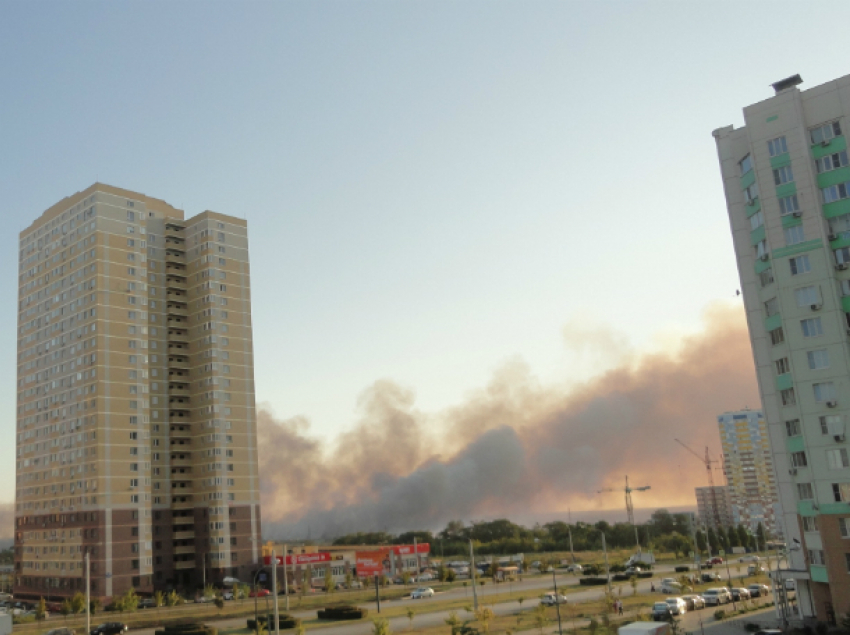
[695,485,735,530]
[714,73,850,623]
[14,183,262,601]
[717,410,782,538]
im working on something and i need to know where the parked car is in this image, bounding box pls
[731,588,751,601]
[748,583,770,598]
[739,555,760,563]
[625,566,642,575]
[410,587,435,599]
[652,602,673,621]
[418,573,435,581]
[700,572,721,583]
[194,596,216,604]
[137,598,156,609]
[48,629,76,635]
[682,595,705,610]
[566,564,583,573]
[531,561,541,569]
[90,624,128,635]
[541,592,568,606]
[708,557,724,565]
[222,590,234,601]
[702,588,731,606]
[748,565,767,576]
[660,578,683,594]
[665,597,687,615]
[249,589,270,598]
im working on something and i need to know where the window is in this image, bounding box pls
[797,482,814,500]
[822,181,850,204]
[773,165,795,185]
[834,482,850,502]
[786,419,801,437]
[809,549,826,566]
[828,449,850,470]
[775,357,790,374]
[840,518,850,538]
[822,415,843,435]
[764,297,779,316]
[837,247,850,265]
[129,479,138,487]
[816,150,849,173]
[781,387,797,406]
[750,211,764,230]
[769,327,785,346]
[808,349,829,370]
[768,136,788,157]
[842,280,850,297]
[790,255,811,275]
[814,382,836,402]
[760,268,774,287]
[790,451,808,467]
[801,318,824,338]
[811,121,842,145]
[779,194,800,215]
[804,516,819,532]
[795,286,819,307]
[744,182,760,203]
[785,225,805,246]
[740,155,753,175]
[756,239,768,259]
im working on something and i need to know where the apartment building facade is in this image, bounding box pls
[695,485,735,530]
[714,73,850,624]
[14,183,261,600]
[717,410,782,538]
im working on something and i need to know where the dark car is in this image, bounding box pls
[701,572,721,583]
[47,629,76,635]
[652,602,673,621]
[138,598,156,609]
[90,623,128,635]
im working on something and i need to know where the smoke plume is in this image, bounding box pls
[258,302,759,539]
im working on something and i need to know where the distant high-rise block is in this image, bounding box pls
[717,410,782,538]
[14,183,262,600]
[713,72,850,622]
[695,485,735,530]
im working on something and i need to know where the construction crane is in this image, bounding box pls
[598,475,651,551]
[675,439,723,531]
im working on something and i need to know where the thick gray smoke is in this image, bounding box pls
[258,303,760,540]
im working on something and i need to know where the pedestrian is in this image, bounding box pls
[650,582,655,592]
[618,601,624,616]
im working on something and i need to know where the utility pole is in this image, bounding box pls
[282,544,289,612]
[272,549,280,635]
[552,570,563,635]
[85,551,91,635]
[374,575,381,613]
[568,527,575,564]
[469,539,479,611]
[602,533,612,593]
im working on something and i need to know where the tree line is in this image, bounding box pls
[331,509,772,559]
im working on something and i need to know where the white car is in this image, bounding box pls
[566,564,583,573]
[702,588,731,606]
[739,555,760,563]
[541,592,568,606]
[418,573,435,581]
[222,590,234,601]
[665,597,687,615]
[410,587,434,599]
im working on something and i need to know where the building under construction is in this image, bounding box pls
[695,485,735,530]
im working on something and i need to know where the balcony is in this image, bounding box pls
[166,304,187,318]
[167,358,189,371]
[175,559,195,568]
[169,388,189,398]
[174,545,196,555]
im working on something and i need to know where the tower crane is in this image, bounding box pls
[597,475,651,551]
[675,439,723,530]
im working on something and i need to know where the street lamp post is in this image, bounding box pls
[601,532,612,593]
[552,570,563,635]
[469,539,479,611]
[272,550,280,635]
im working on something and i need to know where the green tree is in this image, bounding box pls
[532,604,549,635]
[737,525,749,549]
[517,596,525,612]
[35,597,47,622]
[121,587,139,613]
[707,527,718,554]
[727,525,740,548]
[345,570,353,591]
[372,617,391,635]
[716,526,729,551]
[153,590,164,609]
[214,597,224,612]
[756,523,767,549]
[437,564,448,582]
[166,590,182,607]
[406,608,416,630]
[204,583,217,599]
[401,570,412,586]
[587,617,599,635]
[695,530,707,554]
[60,599,72,621]
[474,607,494,634]
[71,592,87,615]
[445,568,456,583]
[445,611,462,634]
[324,567,334,593]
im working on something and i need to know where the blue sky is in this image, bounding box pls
[2,1,850,507]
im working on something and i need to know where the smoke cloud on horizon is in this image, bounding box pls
[258,302,761,540]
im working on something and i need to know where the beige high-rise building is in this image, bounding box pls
[13,183,262,601]
[695,485,735,530]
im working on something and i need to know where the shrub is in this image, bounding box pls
[713,610,725,621]
[637,572,653,579]
[744,624,761,632]
[247,616,302,631]
[579,577,609,586]
[582,565,601,576]
[317,606,368,620]
[674,566,690,573]
[815,623,828,635]
[155,625,217,635]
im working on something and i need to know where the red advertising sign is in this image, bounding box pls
[392,543,430,555]
[355,549,392,578]
[264,552,332,566]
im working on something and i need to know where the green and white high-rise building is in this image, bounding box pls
[715,73,850,624]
